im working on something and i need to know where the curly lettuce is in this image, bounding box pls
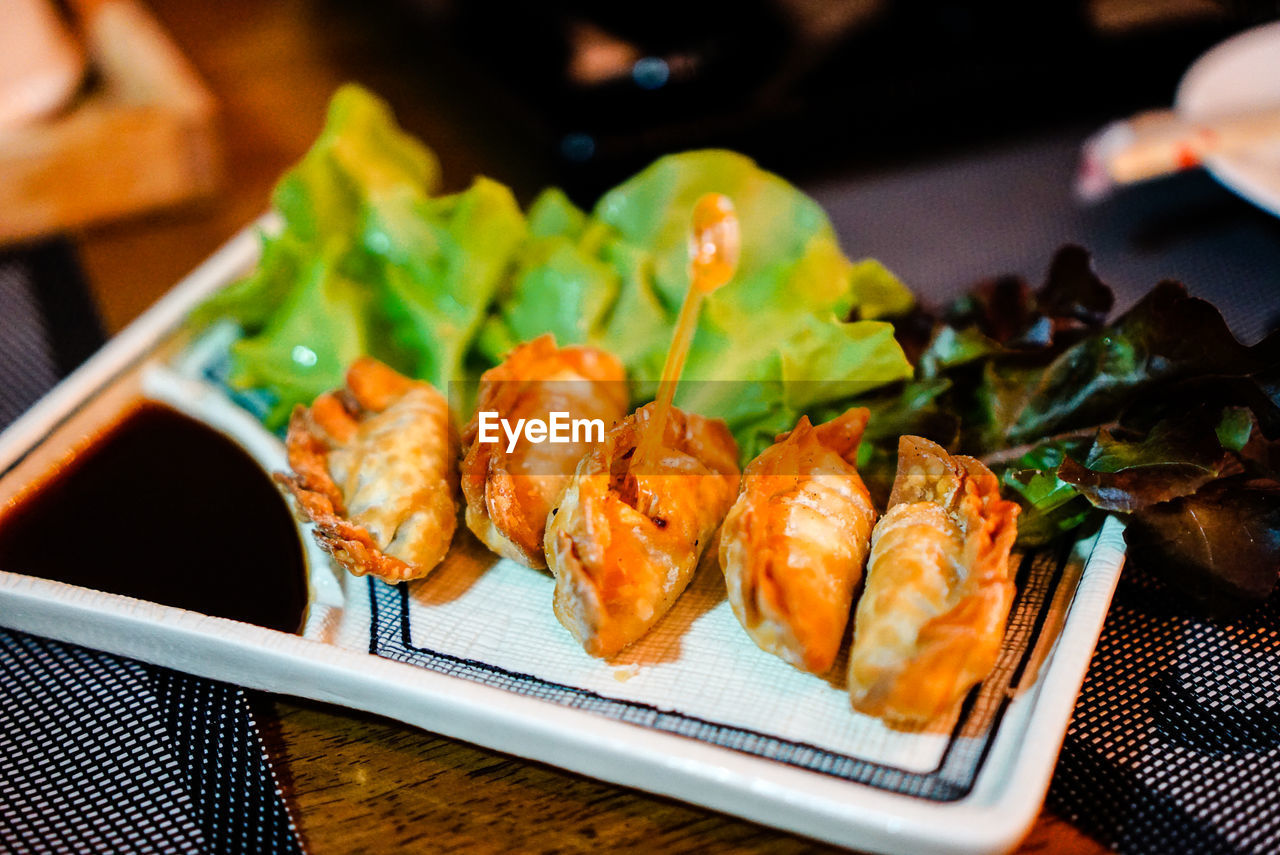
[193,85,913,450]
[484,150,914,457]
[194,85,525,427]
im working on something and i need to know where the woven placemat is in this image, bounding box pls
[1050,567,1280,855]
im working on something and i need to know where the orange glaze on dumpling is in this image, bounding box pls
[545,402,739,658]
[719,408,876,674]
[847,436,1019,725]
[278,357,458,582]
[460,335,627,567]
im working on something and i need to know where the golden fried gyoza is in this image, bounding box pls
[544,402,740,658]
[847,436,1020,725]
[460,336,628,568]
[719,408,877,675]
[278,357,459,583]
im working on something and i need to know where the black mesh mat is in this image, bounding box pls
[1049,565,1280,854]
[0,630,301,855]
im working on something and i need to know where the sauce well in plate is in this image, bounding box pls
[0,403,308,633]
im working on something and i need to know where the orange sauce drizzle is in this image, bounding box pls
[632,193,740,470]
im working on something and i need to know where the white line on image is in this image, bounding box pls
[476,411,605,453]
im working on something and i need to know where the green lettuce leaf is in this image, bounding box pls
[273,84,441,248]
[848,259,915,320]
[482,189,616,358]
[196,91,913,449]
[194,85,525,427]
[998,440,1097,546]
[1058,417,1228,513]
[229,254,388,426]
[999,282,1257,444]
[189,230,309,332]
[1217,406,1254,452]
[1126,476,1280,614]
[374,177,526,390]
[489,149,914,451]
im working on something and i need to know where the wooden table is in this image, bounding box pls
[73,1,1113,851]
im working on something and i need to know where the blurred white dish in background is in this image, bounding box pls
[1177,20,1280,217]
[0,0,86,131]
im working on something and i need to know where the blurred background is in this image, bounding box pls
[407,0,1272,194]
[2,0,1279,330]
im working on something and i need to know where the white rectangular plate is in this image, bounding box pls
[0,222,1127,855]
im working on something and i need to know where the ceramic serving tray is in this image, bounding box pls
[0,219,1127,855]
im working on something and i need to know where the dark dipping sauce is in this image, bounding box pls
[0,404,308,633]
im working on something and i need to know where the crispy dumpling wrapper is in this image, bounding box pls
[545,402,740,658]
[720,408,877,674]
[848,435,1019,725]
[460,335,628,568]
[278,357,459,582]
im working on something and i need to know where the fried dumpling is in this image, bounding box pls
[460,335,628,568]
[278,357,459,583]
[544,402,740,658]
[847,436,1019,724]
[719,408,877,674]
